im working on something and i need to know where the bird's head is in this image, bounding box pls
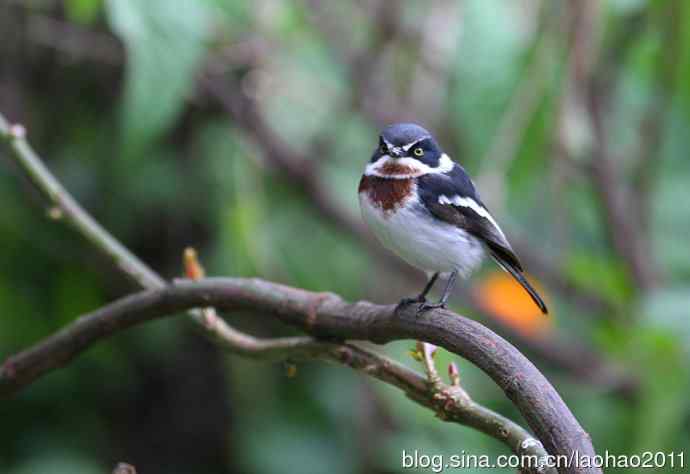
[366,123,451,178]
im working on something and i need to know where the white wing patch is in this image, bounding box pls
[438,194,507,240]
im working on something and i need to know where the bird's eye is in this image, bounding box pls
[379,143,387,154]
[413,147,424,157]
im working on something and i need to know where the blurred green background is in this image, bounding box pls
[1,0,689,473]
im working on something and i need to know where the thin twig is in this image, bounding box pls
[0,111,257,357]
[0,114,165,290]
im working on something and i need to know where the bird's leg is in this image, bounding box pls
[416,270,458,316]
[397,272,439,308]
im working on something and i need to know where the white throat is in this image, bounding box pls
[364,153,454,179]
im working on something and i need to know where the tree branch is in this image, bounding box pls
[194,324,556,472]
[0,111,263,366]
[0,114,165,290]
[0,277,598,472]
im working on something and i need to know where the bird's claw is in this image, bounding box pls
[415,302,447,316]
[395,295,425,313]
[396,296,447,316]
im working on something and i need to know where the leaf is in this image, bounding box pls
[105,0,211,152]
[65,0,103,24]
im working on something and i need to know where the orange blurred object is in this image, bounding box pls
[476,271,552,336]
[183,247,205,280]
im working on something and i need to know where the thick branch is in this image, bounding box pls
[0,277,598,473]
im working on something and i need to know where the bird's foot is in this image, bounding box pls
[395,295,426,313]
[415,301,447,317]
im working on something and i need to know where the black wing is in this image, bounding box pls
[417,165,548,314]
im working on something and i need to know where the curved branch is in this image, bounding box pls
[0,277,599,473]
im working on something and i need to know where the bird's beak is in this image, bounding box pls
[388,146,403,158]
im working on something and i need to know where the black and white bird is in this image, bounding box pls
[358,123,548,315]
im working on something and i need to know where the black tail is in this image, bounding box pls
[492,257,548,315]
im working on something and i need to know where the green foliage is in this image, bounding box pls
[64,0,103,25]
[105,0,211,153]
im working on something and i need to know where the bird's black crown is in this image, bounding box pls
[381,123,431,146]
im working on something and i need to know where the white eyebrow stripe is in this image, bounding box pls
[438,194,506,240]
[402,137,429,151]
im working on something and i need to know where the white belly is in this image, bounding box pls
[359,192,484,277]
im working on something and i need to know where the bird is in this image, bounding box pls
[358,123,548,315]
